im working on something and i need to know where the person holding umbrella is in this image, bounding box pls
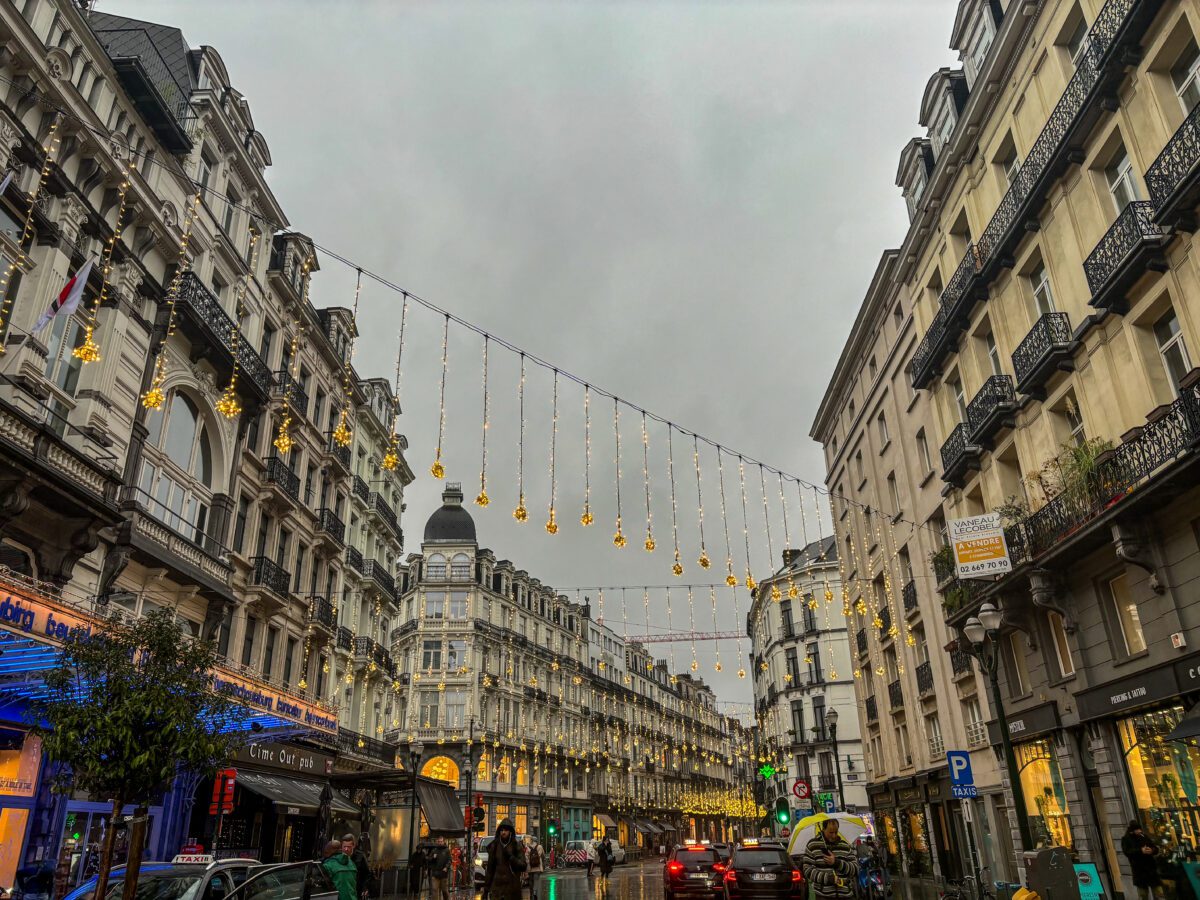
[801,819,858,900]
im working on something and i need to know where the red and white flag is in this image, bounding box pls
[33,258,94,333]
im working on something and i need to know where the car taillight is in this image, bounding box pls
[667,862,684,876]
[713,863,726,874]
[724,870,736,883]
[791,870,802,882]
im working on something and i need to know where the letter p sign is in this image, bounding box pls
[947,751,977,798]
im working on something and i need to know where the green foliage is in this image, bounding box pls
[30,608,249,803]
[1024,437,1114,512]
[995,495,1029,526]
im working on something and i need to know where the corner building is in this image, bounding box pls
[823,0,1200,896]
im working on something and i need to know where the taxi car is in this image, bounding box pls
[664,841,725,900]
[722,840,804,900]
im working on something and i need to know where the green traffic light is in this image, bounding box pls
[776,808,789,824]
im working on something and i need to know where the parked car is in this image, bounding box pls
[473,834,531,884]
[664,843,725,900]
[722,842,804,900]
[64,856,265,900]
[226,862,337,900]
[564,840,593,867]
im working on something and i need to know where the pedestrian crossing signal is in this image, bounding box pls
[774,797,790,825]
[548,821,558,835]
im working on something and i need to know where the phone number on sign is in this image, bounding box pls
[960,559,1010,574]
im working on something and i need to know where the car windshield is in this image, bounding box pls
[99,868,208,900]
[672,849,717,870]
[734,850,788,868]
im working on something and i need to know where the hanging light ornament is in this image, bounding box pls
[732,584,747,679]
[216,228,261,419]
[737,457,757,592]
[382,293,409,471]
[666,587,678,683]
[692,435,711,569]
[709,586,722,672]
[756,464,780,599]
[716,449,737,587]
[475,336,490,504]
[0,113,62,349]
[778,472,799,599]
[273,321,304,455]
[514,353,528,522]
[581,384,594,525]
[667,426,683,575]
[429,313,450,477]
[612,399,626,547]
[75,160,135,364]
[143,192,203,410]
[687,586,699,672]
[546,369,559,533]
[333,268,364,449]
[640,412,655,551]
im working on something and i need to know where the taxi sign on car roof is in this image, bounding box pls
[171,854,214,864]
[741,839,759,846]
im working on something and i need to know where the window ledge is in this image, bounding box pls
[919,470,936,488]
[857,477,868,492]
[906,392,920,413]
[879,440,892,456]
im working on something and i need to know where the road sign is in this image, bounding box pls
[209,768,236,816]
[823,797,835,814]
[792,780,811,800]
[949,513,1011,578]
[947,751,978,798]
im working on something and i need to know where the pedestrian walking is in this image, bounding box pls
[586,841,596,878]
[341,834,373,900]
[597,837,614,881]
[801,819,858,900]
[1122,820,1163,900]
[526,835,545,900]
[481,818,527,900]
[450,842,464,888]
[427,836,451,900]
[323,841,360,900]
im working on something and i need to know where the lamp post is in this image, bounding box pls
[964,603,1033,852]
[407,741,425,867]
[539,788,547,846]
[825,708,845,812]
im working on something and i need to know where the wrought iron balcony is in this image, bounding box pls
[940,423,982,487]
[175,274,272,400]
[308,595,335,631]
[940,243,985,329]
[902,579,918,613]
[336,625,354,652]
[932,549,956,587]
[354,637,394,675]
[273,371,309,420]
[326,435,352,474]
[264,456,300,503]
[346,546,364,574]
[1084,201,1170,312]
[909,306,947,390]
[336,728,397,767]
[966,375,1017,448]
[372,492,401,537]
[362,558,396,598]
[353,475,370,505]
[887,679,904,711]
[951,648,974,678]
[316,507,345,548]
[916,661,934,697]
[1013,312,1076,398]
[878,606,892,637]
[856,628,868,656]
[1148,99,1200,228]
[865,696,878,722]
[250,555,290,596]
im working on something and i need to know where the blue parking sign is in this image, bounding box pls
[947,751,977,798]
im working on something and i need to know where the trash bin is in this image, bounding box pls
[993,883,1025,900]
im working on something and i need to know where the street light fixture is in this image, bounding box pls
[963,602,1033,851]
[824,708,845,812]
[539,788,547,846]
[407,741,425,868]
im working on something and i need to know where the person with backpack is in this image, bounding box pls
[526,835,545,900]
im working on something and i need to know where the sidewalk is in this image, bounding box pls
[885,875,941,900]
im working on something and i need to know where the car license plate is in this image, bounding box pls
[689,873,709,880]
[751,873,775,881]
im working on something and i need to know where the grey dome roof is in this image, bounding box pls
[423,483,477,544]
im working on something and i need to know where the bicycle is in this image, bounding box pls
[941,867,996,900]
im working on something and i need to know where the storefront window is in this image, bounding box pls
[1016,739,1073,848]
[0,734,41,889]
[880,812,901,875]
[1119,706,1200,853]
[900,805,931,876]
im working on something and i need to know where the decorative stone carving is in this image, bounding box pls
[0,113,22,173]
[44,48,71,82]
[108,131,130,163]
[58,194,90,246]
[1029,567,1074,632]
[1112,521,1165,594]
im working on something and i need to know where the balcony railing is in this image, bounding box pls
[327,435,352,472]
[346,546,364,574]
[317,508,346,547]
[940,423,981,487]
[966,375,1017,448]
[264,456,300,502]
[888,679,904,711]
[902,579,918,613]
[362,558,396,597]
[175,274,272,399]
[909,306,947,388]
[951,648,974,677]
[1147,98,1200,226]
[336,728,397,767]
[865,696,878,722]
[308,595,335,630]
[372,492,401,536]
[878,606,892,637]
[928,734,945,758]
[939,243,985,329]
[250,555,290,595]
[1083,201,1170,312]
[336,625,354,652]
[1013,312,1076,398]
[273,371,310,420]
[966,720,988,748]
[354,637,395,675]
[856,628,868,656]
[353,476,370,505]
[916,661,934,696]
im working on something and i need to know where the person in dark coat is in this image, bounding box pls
[598,837,614,879]
[1122,821,1162,900]
[482,818,527,900]
[428,836,452,900]
[342,834,372,900]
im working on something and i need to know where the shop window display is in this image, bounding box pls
[879,812,901,875]
[900,805,931,876]
[1119,707,1200,855]
[1016,739,1073,849]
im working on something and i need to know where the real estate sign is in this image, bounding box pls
[949,512,1011,578]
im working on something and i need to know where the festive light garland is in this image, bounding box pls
[382,293,409,472]
[640,412,655,552]
[513,353,528,522]
[612,399,626,548]
[143,193,202,410]
[75,160,134,364]
[272,320,304,456]
[216,228,261,419]
[737,457,757,592]
[430,313,449,478]
[777,472,799,599]
[667,426,684,576]
[716,448,737,587]
[332,269,364,449]
[581,385,594,526]
[546,369,559,534]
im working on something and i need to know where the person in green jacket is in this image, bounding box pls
[323,840,360,900]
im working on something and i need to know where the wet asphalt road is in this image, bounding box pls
[408,860,669,900]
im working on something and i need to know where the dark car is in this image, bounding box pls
[710,844,732,865]
[722,842,803,900]
[664,844,725,900]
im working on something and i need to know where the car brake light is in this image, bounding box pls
[724,870,736,883]
[667,862,684,875]
[713,863,726,874]
[791,870,802,882]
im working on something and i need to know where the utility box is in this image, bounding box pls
[1023,848,1081,900]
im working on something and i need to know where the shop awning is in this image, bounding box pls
[236,771,358,816]
[634,819,655,834]
[1167,704,1200,741]
[647,822,665,834]
[416,779,465,836]
[596,814,616,829]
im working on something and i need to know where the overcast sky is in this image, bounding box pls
[112,0,958,707]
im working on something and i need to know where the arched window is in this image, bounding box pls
[420,755,461,787]
[138,390,217,544]
[427,554,447,580]
[451,553,471,581]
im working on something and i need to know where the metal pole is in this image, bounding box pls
[831,723,845,812]
[987,651,1033,852]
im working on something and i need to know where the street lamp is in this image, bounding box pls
[964,603,1033,851]
[407,741,425,868]
[539,788,547,846]
[825,708,845,812]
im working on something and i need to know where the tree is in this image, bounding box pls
[30,608,248,900]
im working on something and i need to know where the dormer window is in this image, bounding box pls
[961,4,997,85]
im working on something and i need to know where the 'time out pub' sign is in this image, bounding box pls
[0,584,339,736]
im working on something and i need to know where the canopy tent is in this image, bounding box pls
[416,779,465,836]
[235,770,358,816]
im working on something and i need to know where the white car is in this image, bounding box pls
[473,834,531,884]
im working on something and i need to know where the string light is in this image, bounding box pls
[514,353,528,522]
[382,293,409,471]
[332,268,364,448]
[143,193,203,410]
[686,586,698,672]
[546,369,559,534]
[716,448,737,587]
[216,228,261,419]
[737,457,757,592]
[613,399,626,548]
[0,113,62,348]
[640,412,655,552]
[430,313,450,478]
[581,385,594,526]
[692,436,711,570]
[273,320,304,455]
[710,586,722,672]
[75,161,135,364]
[777,472,799,599]
[732,585,747,679]
[667,426,683,576]
[758,465,779,600]
[475,336,490,504]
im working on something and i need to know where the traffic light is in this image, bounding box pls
[547,820,557,836]
[472,806,486,832]
[774,797,790,825]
